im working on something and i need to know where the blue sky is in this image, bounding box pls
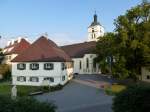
[0,0,141,48]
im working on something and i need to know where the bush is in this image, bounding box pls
[0,95,14,112]
[41,84,63,92]
[0,64,11,81]
[105,84,126,95]
[112,85,150,112]
[0,95,56,112]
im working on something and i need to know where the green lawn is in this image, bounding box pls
[0,82,42,96]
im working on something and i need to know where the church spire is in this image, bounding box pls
[94,11,97,23]
[89,11,100,27]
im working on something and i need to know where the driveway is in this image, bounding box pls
[36,74,114,112]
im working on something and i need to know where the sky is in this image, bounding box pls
[0,0,142,48]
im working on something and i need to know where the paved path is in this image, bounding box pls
[36,74,114,112]
[73,79,110,89]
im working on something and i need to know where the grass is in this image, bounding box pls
[0,82,41,96]
[0,81,64,97]
[105,84,126,95]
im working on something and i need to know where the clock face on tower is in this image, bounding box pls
[88,14,104,42]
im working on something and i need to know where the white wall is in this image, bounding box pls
[72,58,83,74]
[141,67,150,82]
[72,54,100,74]
[3,54,18,64]
[12,62,73,86]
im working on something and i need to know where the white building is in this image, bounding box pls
[61,14,104,74]
[11,14,103,86]
[3,38,30,64]
[11,36,73,86]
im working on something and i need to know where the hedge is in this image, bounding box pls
[112,85,150,112]
[0,95,56,112]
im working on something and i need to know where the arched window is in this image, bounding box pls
[92,29,94,33]
[79,61,82,69]
[94,33,96,38]
[86,58,89,69]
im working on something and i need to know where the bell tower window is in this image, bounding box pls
[92,29,94,33]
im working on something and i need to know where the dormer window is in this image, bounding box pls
[17,63,26,70]
[44,63,54,70]
[30,63,39,70]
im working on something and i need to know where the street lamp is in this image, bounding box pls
[106,56,116,76]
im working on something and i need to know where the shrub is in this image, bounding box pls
[13,97,56,112]
[41,84,63,92]
[112,85,150,112]
[0,95,14,112]
[105,84,126,95]
[0,64,11,81]
[0,95,56,112]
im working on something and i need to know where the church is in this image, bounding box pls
[10,14,104,86]
[62,13,104,74]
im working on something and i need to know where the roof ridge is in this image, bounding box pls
[61,41,96,47]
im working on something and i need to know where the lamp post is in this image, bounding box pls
[106,55,115,76]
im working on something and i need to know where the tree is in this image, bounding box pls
[0,64,11,80]
[0,48,4,64]
[95,32,116,74]
[95,1,150,80]
[114,1,150,80]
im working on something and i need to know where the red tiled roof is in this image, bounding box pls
[61,41,96,58]
[12,36,72,62]
[3,39,30,55]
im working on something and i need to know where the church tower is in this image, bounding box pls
[88,13,104,41]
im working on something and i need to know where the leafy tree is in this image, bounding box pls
[0,64,11,80]
[0,48,4,64]
[95,1,150,80]
[95,32,116,74]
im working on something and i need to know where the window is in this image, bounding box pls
[7,55,11,60]
[17,76,26,82]
[147,75,150,79]
[44,63,54,70]
[62,76,65,81]
[30,77,39,82]
[79,61,82,69]
[61,63,66,70]
[17,63,26,70]
[30,63,39,70]
[92,29,94,33]
[91,34,93,39]
[94,34,96,38]
[86,58,89,69]
[44,77,54,82]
